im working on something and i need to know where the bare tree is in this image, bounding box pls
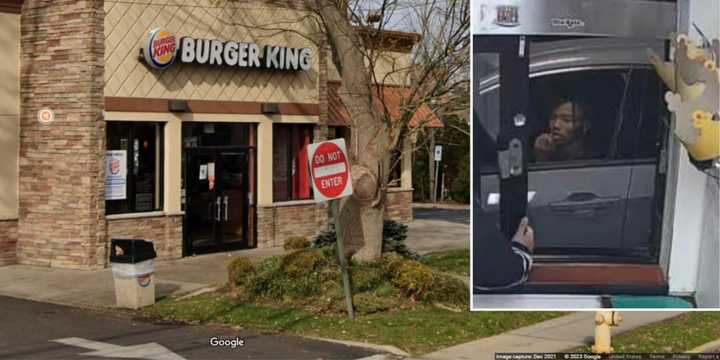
[319,0,469,260]
[220,0,469,260]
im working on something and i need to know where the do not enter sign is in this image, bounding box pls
[307,138,353,201]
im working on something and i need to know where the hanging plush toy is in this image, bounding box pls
[650,34,720,171]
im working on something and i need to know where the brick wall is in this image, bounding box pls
[385,189,413,223]
[17,1,106,269]
[256,202,329,248]
[0,220,18,266]
[106,215,183,262]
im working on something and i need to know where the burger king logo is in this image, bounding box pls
[137,274,152,287]
[143,28,177,70]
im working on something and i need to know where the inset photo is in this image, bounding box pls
[471,0,720,310]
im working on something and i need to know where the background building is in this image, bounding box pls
[0,0,441,269]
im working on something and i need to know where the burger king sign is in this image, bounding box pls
[142,28,177,70]
[141,26,313,72]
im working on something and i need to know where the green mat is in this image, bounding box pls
[611,295,694,308]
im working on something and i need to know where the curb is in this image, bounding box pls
[688,338,720,353]
[412,203,469,210]
[303,335,410,357]
[174,286,220,301]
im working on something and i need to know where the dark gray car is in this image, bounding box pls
[475,37,670,261]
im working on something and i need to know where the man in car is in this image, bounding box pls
[533,100,591,162]
[474,210,535,290]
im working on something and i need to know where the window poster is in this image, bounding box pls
[106,150,127,200]
[208,162,215,190]
[199,164,208,180]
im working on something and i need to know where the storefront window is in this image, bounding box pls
[388,148,402,188]
[106,122,164,214]
[273,124,314,202]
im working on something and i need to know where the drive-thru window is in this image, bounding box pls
[473,0,684,303]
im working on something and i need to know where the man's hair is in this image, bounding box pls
[553,98,591,129]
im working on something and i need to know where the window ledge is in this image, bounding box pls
[387,187,413,192]
[262,199,320,208]
[106,211,167,220]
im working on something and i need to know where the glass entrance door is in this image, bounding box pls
[217,150,250,248]
[184,147,251,254]
[185,148,218,250]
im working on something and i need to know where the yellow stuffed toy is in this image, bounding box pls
[650,34,720,162]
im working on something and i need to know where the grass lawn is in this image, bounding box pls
[422,249,470,276]
[143,293,563,355]
[571,312,720,353]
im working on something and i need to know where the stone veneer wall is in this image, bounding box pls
[106,215,183,262]
[256,202,329,248]
[0,220,18,266]
[385,189,413,223]
[17,1,106,269]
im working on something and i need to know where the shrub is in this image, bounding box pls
[425,274,468,305]
[352,292,398,314]
[281,249,328,277]
[373,281,399,298]
[227,257,255,288]
[351,261,386,293]
[284,236,310,250]
[381,252,406,277]
[312,224,337,248]
[382,220,418,259]
[312,220,419,259]
[244,256,282,296]
[239,251,336,301]
[389,259,435,301]
[320,244,339,264]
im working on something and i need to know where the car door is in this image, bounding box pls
[526,68,633,254]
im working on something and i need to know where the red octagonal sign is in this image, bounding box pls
[307,138,353,201]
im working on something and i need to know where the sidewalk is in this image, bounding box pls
[0,203,468,309]
[0,247,687,359]
[0,247,285,309]
[418,311,686,360]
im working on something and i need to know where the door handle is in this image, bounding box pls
[223,195,228,222]
[549,193,621,212]
[215,197,222,221]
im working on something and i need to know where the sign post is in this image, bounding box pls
[433,145,443,203]
[307,138,354,319]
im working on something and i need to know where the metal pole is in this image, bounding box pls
[440,171,445,202]
[330,199,354,320]
[434,160,440,203]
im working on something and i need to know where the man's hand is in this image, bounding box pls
[533,133,555,162]
[512,217,535,252]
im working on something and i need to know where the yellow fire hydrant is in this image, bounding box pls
[592,311,622,354]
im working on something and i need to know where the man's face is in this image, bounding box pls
[549,101,585,145]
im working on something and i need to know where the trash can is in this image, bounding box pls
[109,239,157,309]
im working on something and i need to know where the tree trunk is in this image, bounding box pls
[315,1,387,261]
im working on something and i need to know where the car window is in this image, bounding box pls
[529,69,631,164]
[474,53,500,172]
[528,67,668,166]
[613,68,669,160]
[475,63,668,170]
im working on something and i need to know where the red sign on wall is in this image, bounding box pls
[307,139,353,201]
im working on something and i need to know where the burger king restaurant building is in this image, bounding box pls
[0,1,440,269]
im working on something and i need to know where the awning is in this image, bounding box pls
[327,82,443,128]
